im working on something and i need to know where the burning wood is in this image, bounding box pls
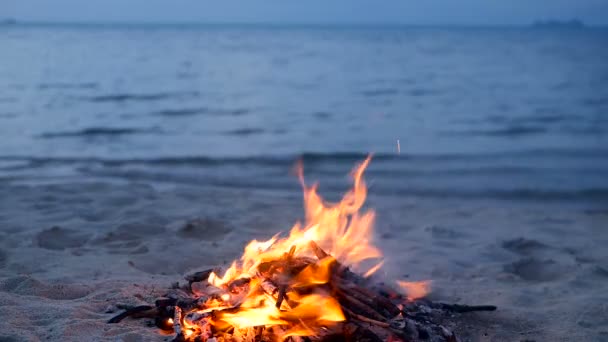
[108,156,496,341]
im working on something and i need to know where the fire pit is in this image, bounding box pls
[108,156,495,341]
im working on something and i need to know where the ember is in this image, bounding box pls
[109,157,496,341]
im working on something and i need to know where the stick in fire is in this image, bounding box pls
[108,156,496,341]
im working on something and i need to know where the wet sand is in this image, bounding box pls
[0,181,607,341]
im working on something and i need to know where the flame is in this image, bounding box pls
[396,280,431,301]
[199,156,382,335]
[208,155,380,285]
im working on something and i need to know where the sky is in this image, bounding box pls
[2,0,608,26]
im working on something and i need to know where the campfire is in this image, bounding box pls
[109,156,495,341]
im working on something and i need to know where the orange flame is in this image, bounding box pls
[203,156,383,334]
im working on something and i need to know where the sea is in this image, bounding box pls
[1,23,607,203]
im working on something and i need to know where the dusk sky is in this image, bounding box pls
[3,0,608,25]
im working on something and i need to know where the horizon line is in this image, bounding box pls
[4,19,607,29]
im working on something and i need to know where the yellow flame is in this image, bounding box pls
[199,156,383,335]
[291,256,335,288]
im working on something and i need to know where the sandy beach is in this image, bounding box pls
[0,179,606,341]
[2,22,608,341]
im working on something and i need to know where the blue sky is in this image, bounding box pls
[3,0,608,25]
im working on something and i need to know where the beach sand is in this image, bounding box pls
[0,181,607,341]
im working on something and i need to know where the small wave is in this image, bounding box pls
[224,128,265,136]
[360,88,399,97]
[38,82,98,90]
[66,166,608,202]
[313,111,331,119]
[84,91,200,103]
[558,126,608,135]
[38,127,160,138]
[503,107,577,125]
[468,112,580,126]
[156,107,208,116]
[387,188,608,202]
[408,88,437,97]
[228,109,250,116]
[155,107,249,117]
[447,125,547,137]
[2,148,608,167]
[582,97,608,107]
[525,114,575,124]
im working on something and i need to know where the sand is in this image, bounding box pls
[1,181,607,341]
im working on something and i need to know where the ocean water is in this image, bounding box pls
[1,24,607,202]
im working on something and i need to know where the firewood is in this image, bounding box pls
[337,282,400,319]
[173,306,183,336]
[342,307,390,328]
[275,284,288,309]
[108,244,495,342]
[260,278,279,296]
[156,297,178,307]
[309,241,401,321]
[107,305,156,323]
[171,305,198,342]
[308,241,328,260]
[185,268,218,284]
[434,303,497,313]
[336,288,388,322]
[351,324,385,342]
[227,277,251,291]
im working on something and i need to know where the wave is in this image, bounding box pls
[83,91,200,103]
[383,187,608,201]
[224,127,265,136]
[38,82,98,90]
[1,148,607,173]
[359,87,438,98]
[33,165,608,202]
[38,127,160,138]
[447,125,547,137]
[582,97,608,107]
[156,107,209,116]
[312,111,331,119]
[360,88,399,97]
[407,88,438,97]
[1,150,606,202]
[155,107,249,117]
[2,148,608,165]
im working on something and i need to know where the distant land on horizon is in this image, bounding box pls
[1,17,606,29]
[531,18,586,29]
[0,18,18,25]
